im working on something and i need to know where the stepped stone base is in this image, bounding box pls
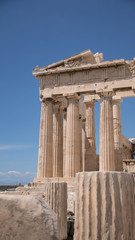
[34,177,75,191]
[74,171,134,240]
[0,177,75,213]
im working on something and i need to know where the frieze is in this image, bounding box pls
[39,64,133,95]
[128,59,135,76]
[54,74,60,87]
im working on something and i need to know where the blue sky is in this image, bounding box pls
[0,0,135,184]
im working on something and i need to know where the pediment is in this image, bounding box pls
[34,50,103,72]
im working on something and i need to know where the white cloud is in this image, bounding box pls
[8,171,21,175]
[0,145,33,151]
[0,171,36,185]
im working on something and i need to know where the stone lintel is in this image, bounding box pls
[38,71,135,99]
[84,89,135,102]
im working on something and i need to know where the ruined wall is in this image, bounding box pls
[122,135,132,160]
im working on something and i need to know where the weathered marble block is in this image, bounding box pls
[74,171,134,240]
[44,182,67,240]
[0,194,58,240]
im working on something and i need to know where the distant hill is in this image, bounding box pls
[0,184,23,191]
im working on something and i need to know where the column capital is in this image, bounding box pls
[112,96,123,103]
[53,101,63,110]
[84,95,96,104]
[41,97,53,103]
[53,96,67,109]
[97,90,114,99]
[64,93,82,100]
[84,100,95,105]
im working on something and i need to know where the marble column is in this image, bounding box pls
[112,97,123,171]
[53,102,63,177]
[82,119,86,171]
[84,100,96,171]
[44,182,67,240]
[74,172,134,240]
[85,101,96,149]
[99,92,115,171]
[79,114,82,172]
[64,94,81,177]
[37,98,53,178]
[63,108,67,177]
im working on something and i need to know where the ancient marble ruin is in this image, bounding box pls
[32,49,135,178]
[1,50,134,240]
[0,195,58,240]
[32,50,135,239]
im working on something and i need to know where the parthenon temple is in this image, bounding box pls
[1,50,135,240]
[32,49,135,180]
[28,49,135,239]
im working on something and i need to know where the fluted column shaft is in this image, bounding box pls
[44,182,67,240]
[82,119,86,171]
[112,98,122,150]
[37,99,53,178]
[63,109,67,177]
[74,172,134,240]
[84,100,96,171]
[64,95,81,177]
[53,102,63,177]
[85,101,96,149]
[99,93,115,171]
[112,98,123,171]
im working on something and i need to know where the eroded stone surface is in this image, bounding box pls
[44,182,67,240]
[0,194,58,240]
[74,171,134,240]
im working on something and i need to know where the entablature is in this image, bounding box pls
[33,50,135,99]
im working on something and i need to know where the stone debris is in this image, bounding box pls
[0,194,58,240]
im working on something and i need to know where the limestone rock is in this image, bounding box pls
[74,171,134,240]
[0,194,58,240]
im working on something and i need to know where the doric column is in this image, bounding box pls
[79,100,86,172]
[37,98,53,178]
[81,119,86,171]
[44,182,67,240]
[79,114,82,172]
[63,108,67,177]
[74,172,134,240]
[85,100,96,149]
[64,94,81,177]
[112,97,123,171]
[84,100,96,171]
[112,97,122,149]
[99,92,115,171]
[53,102,63,177]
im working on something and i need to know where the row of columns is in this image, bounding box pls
[37,92,123,179]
